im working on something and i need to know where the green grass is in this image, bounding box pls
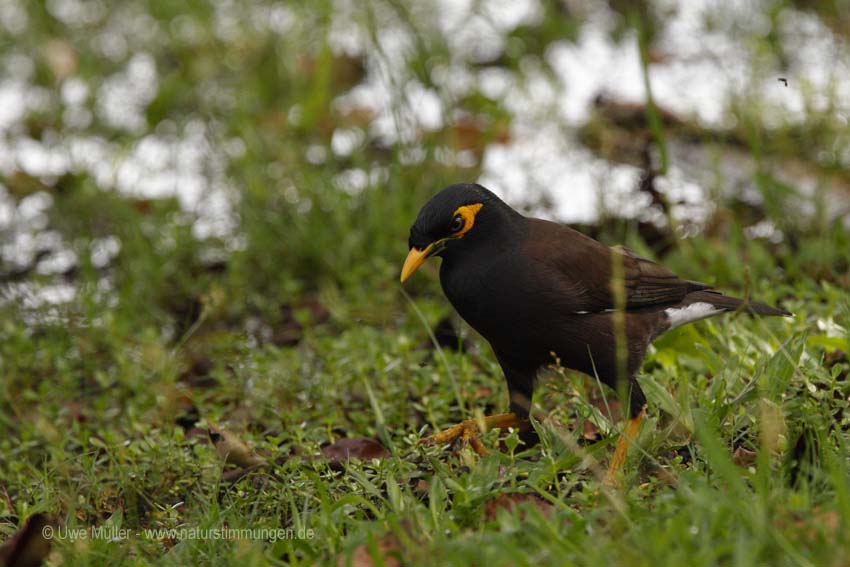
[2,1,850,565]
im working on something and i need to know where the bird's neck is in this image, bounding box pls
[438,214,523,333]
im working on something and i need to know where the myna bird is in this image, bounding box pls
[401,183,790,477]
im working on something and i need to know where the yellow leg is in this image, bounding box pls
[605,411,645,483]
[420,413,528,456]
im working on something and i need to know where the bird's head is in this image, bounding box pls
[401,183,514,283]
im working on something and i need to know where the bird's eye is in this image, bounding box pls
[450,214,464,233]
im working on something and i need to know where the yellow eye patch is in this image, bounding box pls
[451,203,483,238]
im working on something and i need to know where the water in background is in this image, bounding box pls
[1,0,848,312]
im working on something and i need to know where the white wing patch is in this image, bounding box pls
[664,302,723,330]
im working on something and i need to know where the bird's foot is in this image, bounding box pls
[603,411,645,486]
[420,412,528,456]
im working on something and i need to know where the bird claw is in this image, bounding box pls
[420,418,491,455]
[603,411,645,486]
[419,413,526,456]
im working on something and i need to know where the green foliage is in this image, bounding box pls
[1,0,849,566]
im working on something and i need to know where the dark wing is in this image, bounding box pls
[524,219,710,313]
[614,244,711,308]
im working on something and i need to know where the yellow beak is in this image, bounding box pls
[400,244,433,283]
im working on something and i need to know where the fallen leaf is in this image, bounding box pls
[582,420,603,442]
[582,396,621,440]
[732,446,758,467]
[0,513,56,567]
[321,438,390,464]
[208,424,266,468]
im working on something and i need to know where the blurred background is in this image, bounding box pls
[1,0,849,562]
[1,0,848,329]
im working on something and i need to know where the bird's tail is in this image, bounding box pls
[661,289,791,333]
[684,290,792,317]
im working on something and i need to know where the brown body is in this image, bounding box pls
[442,218,698,416]
[405,184,789,425]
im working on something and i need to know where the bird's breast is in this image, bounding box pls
[439,253,532,344]
[440,263,482,320]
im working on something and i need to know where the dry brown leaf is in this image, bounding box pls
[732,446,758,467]
[582,396,621,440]
[208,424,266,468]
[321,438,390,463]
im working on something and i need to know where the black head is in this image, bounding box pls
[401,183,519,282]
